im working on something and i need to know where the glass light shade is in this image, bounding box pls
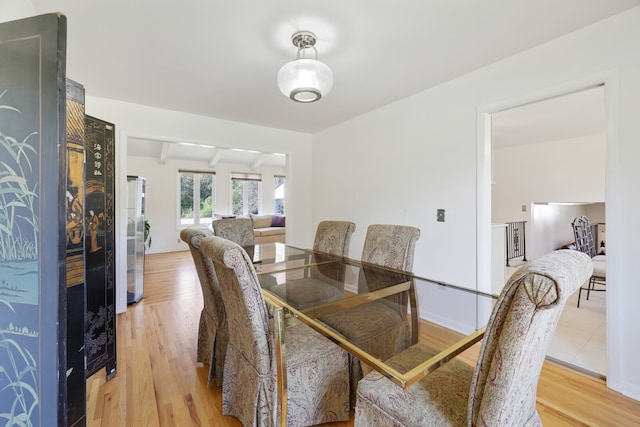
[277,58,334,103]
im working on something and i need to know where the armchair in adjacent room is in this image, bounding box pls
[572,215,606,307]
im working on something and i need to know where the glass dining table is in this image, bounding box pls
[252,242,496,389]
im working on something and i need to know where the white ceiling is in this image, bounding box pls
[127,137,287,168]
[29,0,636,164]
[492,85,606,148]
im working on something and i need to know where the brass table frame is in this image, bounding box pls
[255,245,488,388]
[254,243,490,426]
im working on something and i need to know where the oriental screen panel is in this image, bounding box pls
[84,115,117,379]
[0,13,67,426]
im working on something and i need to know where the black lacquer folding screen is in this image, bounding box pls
[0,13,68,426]
[84,115,117,379]
[65,78,87,426]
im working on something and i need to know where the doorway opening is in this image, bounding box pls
[488,85,607,377]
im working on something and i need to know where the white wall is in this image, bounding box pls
[84,97,313,315]
[127,155,285,254]
[493,133,605,223]
[311,8,640,399]
[531,202,604,259]
[493,133,605,258]
[6,0,639,401]
[0,0,35,22]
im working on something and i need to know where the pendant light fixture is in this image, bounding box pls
[277,31,334,103]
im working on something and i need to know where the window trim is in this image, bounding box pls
[274,175,286,214]
[178,169,216,228]
[231,171,261,181]
[231,172,262,215]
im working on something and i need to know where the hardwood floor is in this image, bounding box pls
[86,251,640,426]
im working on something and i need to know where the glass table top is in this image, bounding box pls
[254,243,496,388]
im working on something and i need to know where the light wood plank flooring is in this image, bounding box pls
[86,251,640,426]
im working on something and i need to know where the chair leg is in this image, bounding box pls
[586,276,595,301]
[577,286,583,308]
[577,275,605,308]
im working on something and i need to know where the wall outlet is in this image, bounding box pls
[437,209,445,222]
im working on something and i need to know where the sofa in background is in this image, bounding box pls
[250,213,286,244]
[212,213,286,244]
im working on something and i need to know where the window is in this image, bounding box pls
[231,172,261,215]
[274,175,285,214]
[179,170,214,226]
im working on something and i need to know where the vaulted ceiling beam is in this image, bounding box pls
[209,148,222,167]
[250,153,265,170]
[159,142,171,165]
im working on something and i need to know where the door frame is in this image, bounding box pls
[476,70,621,391]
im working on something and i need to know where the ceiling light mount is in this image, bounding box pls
[291,30,317,50]
[277,30,334,103]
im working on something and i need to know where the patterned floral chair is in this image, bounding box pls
[212,217,256,259]
[267,220,356,309]
[199,236,351,427]
[179,228,228,387]
[313,220,356,257]
[321,224,420,406]
[354,249,592,427]
[360,224,420,271]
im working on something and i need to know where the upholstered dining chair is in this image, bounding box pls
[199,236,350,427]
[321,224,420,406]
[267,220,356,309]
[572,215,606,307]
[360,224,420,271]
[313,220,356,257]
[179,228,228,387]
[212,217,256,259]
[354,249,592,427]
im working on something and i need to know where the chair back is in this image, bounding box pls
[359,224,420,323]
[468,249,592,425]
[179,228,225,326]
[312,221,356,283]
[361,224,420,271]
[572,215,597,258]
[213,218,255,259]
[199,236,272,374]
[314,221,356,257]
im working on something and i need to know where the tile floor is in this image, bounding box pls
[505,263,606,378]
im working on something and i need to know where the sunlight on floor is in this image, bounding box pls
[548,289,606,377]
[505,262,606,377]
